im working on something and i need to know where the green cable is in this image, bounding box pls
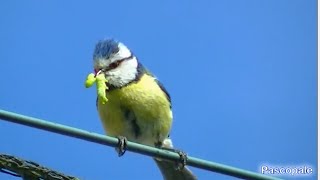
[0,109,282,180]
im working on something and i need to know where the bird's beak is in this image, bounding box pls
[94,69,103,77]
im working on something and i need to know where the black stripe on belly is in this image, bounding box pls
[123,107,141,138]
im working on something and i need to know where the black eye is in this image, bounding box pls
[108,60,121,69]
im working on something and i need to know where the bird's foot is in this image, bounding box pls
[158,146,188,170]
[175,149,188,170]
[116,136,127,157]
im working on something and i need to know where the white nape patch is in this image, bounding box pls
[110,43,131,63]
[105,57,138,87]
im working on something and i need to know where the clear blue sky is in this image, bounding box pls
[0,1,317,180]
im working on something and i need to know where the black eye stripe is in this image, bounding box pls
[105,54,134,71]
[109,59,124,69]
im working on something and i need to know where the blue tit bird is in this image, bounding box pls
[92,39,197,180]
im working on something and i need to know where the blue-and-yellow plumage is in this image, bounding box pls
[92,39,197,180]
[93,39,172,147]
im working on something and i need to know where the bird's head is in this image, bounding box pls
[93,39,139,88]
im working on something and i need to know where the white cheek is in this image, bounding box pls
[106,58,138,86]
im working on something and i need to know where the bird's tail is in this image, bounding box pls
[154,139,197,180]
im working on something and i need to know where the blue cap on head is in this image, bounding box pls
[93,39,119,60]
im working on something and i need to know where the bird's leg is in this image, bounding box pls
[155,142,188,170]
[175,150,188,170]
[116,136,128,157]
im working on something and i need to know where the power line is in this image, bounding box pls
[0,109,282,180]
[0,154,79,180]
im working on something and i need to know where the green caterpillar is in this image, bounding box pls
[85,73,108,104]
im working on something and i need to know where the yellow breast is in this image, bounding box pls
[97,74,172,146]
